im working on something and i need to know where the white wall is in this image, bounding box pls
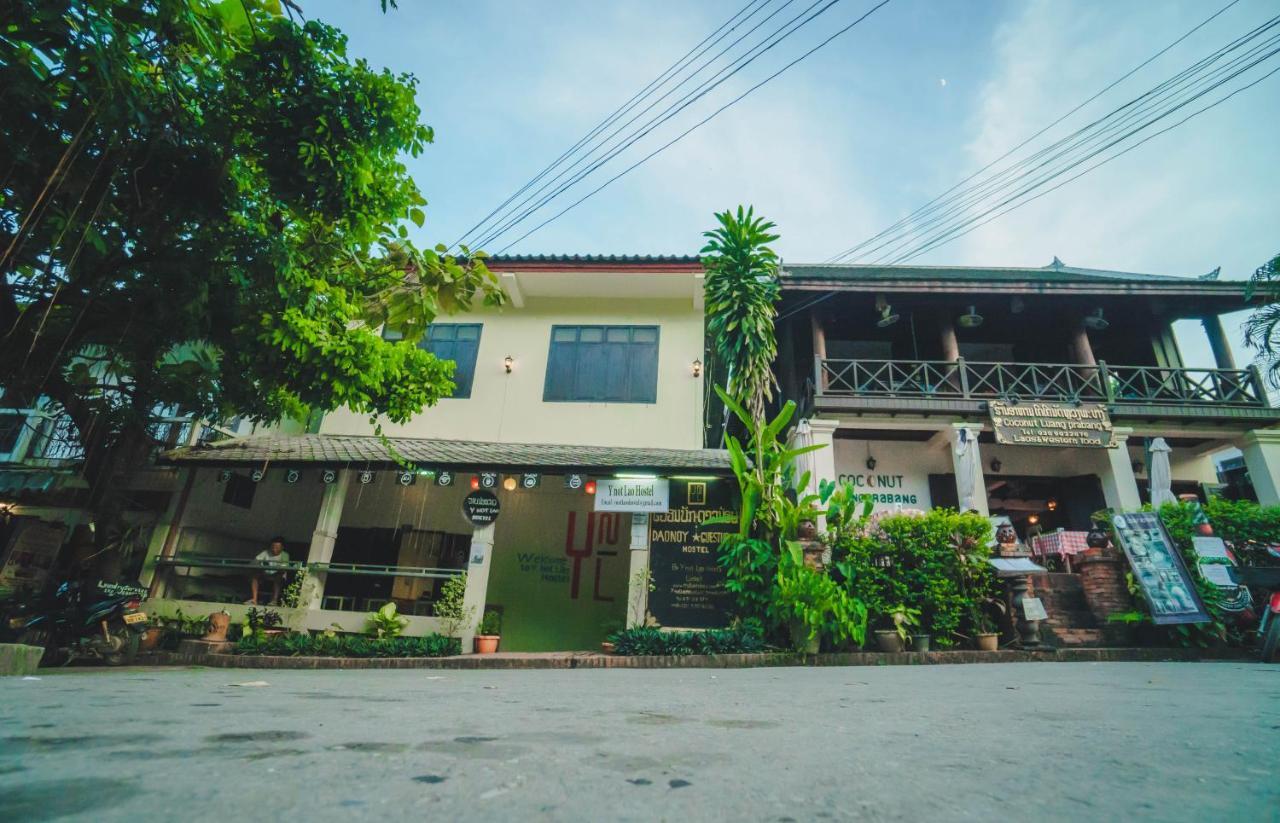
[320,296,705,449]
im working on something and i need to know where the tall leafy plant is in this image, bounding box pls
[701,206,781,426]
[1245,253,1280,387]
[712,385,824,618]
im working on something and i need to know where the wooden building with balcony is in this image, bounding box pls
[774,258,1280,534]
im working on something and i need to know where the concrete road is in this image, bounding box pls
[1,662,1276,822]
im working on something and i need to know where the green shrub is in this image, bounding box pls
[479,609,502,635]
[835,508,995,647]
[235,632,459,658]
[608,623,765,656]
[365,601,408,638]
[771,560,867,650]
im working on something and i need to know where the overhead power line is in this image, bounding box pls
[485,0,895,253]
[824,0,1244,264]
[470,0,849,252]
[449,0,775,251]
[822,8,1280,268]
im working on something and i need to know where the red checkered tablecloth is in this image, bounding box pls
[1030,531,1091,558]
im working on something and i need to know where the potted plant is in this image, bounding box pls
[911,631,931,653]
[874,604,919,653]
[474,609,501,654]
[971,606,999,651]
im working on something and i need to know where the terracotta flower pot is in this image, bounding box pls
[139,626,164,652]
[474,634,500,654]
[874,630,904,653]
[975,632,999,652]
[600,641,616,654]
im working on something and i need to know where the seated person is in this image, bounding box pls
[247,536,291,605]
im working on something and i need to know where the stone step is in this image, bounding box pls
[1042,609,1098,629]
[1046,628,1106,647]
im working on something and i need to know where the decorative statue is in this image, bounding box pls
[995,521,1021,556]
[202,610,231,643]
[796,519,826,570]
[1086,521,1111,551]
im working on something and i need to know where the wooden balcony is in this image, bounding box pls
[811,357,1278,422]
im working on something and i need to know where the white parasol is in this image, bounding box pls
[1149,437,1177,507]
[954,427,980,512]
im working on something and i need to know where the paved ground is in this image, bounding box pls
[1,662,1276,822]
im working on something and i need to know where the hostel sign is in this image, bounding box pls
[989,400,1114,448]
[595,478,670,513]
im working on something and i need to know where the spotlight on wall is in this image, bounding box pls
[504,355,514,373]
[990,458,1002,473]
[692,358,703,377]
[1083,308,1110,330]
[1047,497,1059,512]
[957,305,984,329]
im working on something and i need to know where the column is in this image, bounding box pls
[1071,325,1097,366]
[808,418,839,488]
[143,467,198,596]
[1099,427,1142,512]
[950,423,988,517]
[940,317,960,361]
[1239,428,1280,506]
[459,523,495,653]
[625,513,650,628]
[301,470,351,610]
[1202,315,1237,370]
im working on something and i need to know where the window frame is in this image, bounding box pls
[383,322,484,400]
[542,324,660,404]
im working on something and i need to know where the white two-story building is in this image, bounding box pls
[147,255,733,651]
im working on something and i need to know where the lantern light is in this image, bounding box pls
[502,476,517,491]
[470,475,480,490]
[584,479,597,495]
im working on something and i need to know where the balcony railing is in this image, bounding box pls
[815,357,1270,408]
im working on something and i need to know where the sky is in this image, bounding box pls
[306,0,1280,369]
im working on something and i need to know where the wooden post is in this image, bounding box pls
[940,316,959,362]
[1202,315,1237,370]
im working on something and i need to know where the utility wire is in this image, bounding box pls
[471,0,842,251]
[863,16,1280,265]
[450,0,774,250]
[889,52,1280,264]
[824,0,1243,264]
[875,29,1280,264]
[495,0,894,253]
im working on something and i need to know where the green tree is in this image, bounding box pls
[1245,253,1280,386]
[0,0,503,569]
[700,206,781,429]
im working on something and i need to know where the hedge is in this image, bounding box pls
[235,633,459,658]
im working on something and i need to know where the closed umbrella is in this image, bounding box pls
[954,427,980,512]
[1149,437,1177,507]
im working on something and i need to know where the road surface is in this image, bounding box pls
[1,661,1276,821]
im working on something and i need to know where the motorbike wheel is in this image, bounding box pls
[102,624,140,666]
[1262,614,1280,664]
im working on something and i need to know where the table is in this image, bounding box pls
[1029,531,1091,572]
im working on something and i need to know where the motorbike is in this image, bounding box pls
[1235,548,1280,663]
[10,579,150,666]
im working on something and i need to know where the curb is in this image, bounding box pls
[160,646,1258,671]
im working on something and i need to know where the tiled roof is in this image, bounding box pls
[488,254,701,265]
[163,434,731,473]
[782,258,1240,289]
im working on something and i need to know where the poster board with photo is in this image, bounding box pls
[1110,511,1209,625]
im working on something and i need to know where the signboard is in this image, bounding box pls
[1110,512,1209,624]
[647,480,734,628]
[0,519,66,592]
[1191,536,1231,561]
[462,490,500,526]
[989,400,1113,448]
[595,478,670,513]
[1021,596,1048,621]
[832,441,930,511]
[435,470,454,487]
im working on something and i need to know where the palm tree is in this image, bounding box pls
[1245,253,1280,386]
[701,206,781,427]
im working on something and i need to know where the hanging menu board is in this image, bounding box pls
[1110,512,1209,625]
[647,480,735,629]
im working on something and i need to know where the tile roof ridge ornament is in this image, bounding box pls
[1049,256,1065,271]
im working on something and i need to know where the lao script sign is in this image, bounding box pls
[989,400,1114,448]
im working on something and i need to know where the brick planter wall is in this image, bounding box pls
[1076,553,1132,623]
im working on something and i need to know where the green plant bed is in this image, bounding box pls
[235,633,459,658]
[608,624,765,656]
